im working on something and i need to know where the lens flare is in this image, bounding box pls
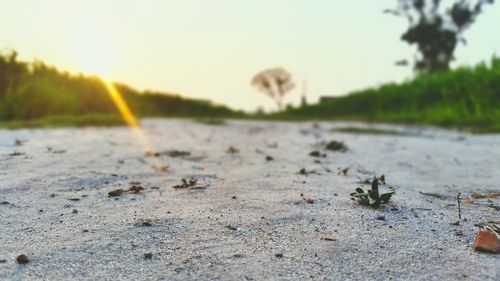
[103,80,152,151]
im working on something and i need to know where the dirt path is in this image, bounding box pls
[1,119,499,280]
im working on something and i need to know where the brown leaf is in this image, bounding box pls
[474,229,500,254]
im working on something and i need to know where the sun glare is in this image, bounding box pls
[103,80,152,151]
[71,24,113,76]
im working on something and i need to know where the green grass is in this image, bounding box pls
[279,57,500,132]
[0,50,243,127]
[2,49,500,131]
[0,114,126,129]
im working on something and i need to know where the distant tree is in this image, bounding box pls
[385,0,494,72]
[251,67,295,111]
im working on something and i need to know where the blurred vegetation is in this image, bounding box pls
[386,0,494,72]
[2,49,500,132]
[278,57,500,132]
[0,49,242,128]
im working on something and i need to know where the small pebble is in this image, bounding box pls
[16,254,29,264]
[144,253,153,260]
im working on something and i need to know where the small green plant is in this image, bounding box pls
[350,178,395,207]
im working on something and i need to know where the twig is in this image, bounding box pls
[457,192,462,220]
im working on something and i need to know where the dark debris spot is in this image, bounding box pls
[309,150,326,157]
[16,254,29,264]
[325,140,347,152]
[226,225,238,231]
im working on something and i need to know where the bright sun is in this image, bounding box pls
[71,24,114,77]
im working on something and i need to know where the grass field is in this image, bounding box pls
[278,57,500,132]
[1,50,500,132]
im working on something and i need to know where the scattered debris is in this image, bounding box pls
[473,222,500,254]
[226,146,239,154]
[226,224,238,231]
[375,215,386,221]
[274,253,283,258]
[145,150,191,158]
[299,168,316,176]
[325,140,347,152]
[1,201,9,205]
[265,155,274,161]
[332,127,410,136]
[303,197,314,204]
[321,237,337,241]
[16,254,29,264]
[8,152,25,156]
[470,192,500,199]
[72,209,78,214]
[0,259,6,263]
[173,178,205,190]
[350,178,395,207]
[129,185,145,194]
[108,189,125,197]
[144,252,153,260]
[152,165,169,173]
[173,178,197,189]
[487,204,500,211]
[108,184,145,197]
[69,198,80,202]
[338,166,350,176]
[309,150,326,157]
[456,193,462,220]
[166,150,191,157]
[419,192,449,200]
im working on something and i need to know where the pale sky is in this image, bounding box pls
[1,0,499,111]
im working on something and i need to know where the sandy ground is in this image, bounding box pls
[0,119,499,280]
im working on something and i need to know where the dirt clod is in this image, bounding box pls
[16,254,29,264]
[325,140,347,152]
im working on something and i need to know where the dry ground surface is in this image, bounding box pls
[0,119,499,280]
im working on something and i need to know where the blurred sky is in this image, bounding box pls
[1,0,499,111]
